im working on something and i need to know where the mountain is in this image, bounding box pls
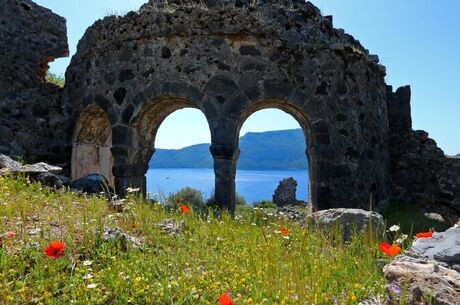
[149,129,308,170]
[456,153,460,158]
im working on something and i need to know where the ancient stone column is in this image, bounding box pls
[210,144,239,214]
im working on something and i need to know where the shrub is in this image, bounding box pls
[165,187,206,213]
[206,190,246,207]
[254,200,277,209]
[46,72,65,88]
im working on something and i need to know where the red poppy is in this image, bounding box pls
[416,232,433,238]
[180,205,190,214]
[378,242,400,257]
[44,241,65,258]
[6,231,16,238]
[218,292,234,305]
[280,228,289,234]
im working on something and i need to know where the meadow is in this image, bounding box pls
[0,174,435,305]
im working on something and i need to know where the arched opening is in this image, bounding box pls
[71,104,114,186]
[236,102,313,207]
[132,98,212,199]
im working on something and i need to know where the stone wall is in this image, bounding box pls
[63,0,390,211]
[387,86,460,215]
[0,0,69,164]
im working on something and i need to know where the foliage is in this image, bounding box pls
[381,202,452,235]
[253,200,277,208]
[0,175,391,304]
[206,190,246,207]
[46,72,65,88]
[164,187,207,213]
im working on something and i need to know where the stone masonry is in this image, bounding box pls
[0,0,69,164]
[0,0,459,214]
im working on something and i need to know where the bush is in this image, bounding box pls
[165,187,206,213]
[206,190,246,207]
[254,200,277,209]
[46,72,65,88]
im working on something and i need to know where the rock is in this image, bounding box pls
[17,162,62,175]
[0,154,21,170]
[383,255,460,305]
[57,175,72,186]
[383,226,460,305]
[308,208,384,241]
[108,200,128,213]
[37,172,64,189]
[70,174,113,195]
[424,212,445,223]
[410,227,460,269]
[358,297,385,305]
[265,205,310,222]
[273,177,303,207]
[0,154,62,175]
[102,228,143,250]
[154,219,187,237]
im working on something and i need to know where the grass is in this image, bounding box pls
[381,202,453,235]
[0,175,395,304]
[45,73,65,88]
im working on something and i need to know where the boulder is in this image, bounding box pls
[36,172,64,189]
[308,208,384,241]
[0,154,62,175]
[70,174,113,195]
[410,227,460,270]
[0,154,21,170]
[273,177,303,207]
[383,227,460,305]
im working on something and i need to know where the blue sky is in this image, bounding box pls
[35,0,459,154]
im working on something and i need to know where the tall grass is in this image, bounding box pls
[0,175,389,304]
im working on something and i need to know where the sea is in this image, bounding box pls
[146,168,308,204]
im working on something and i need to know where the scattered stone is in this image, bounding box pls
[108,200,127,213]
[267,205,310,222]
[102,228,143,250]
[424,212,445,223]
[155,219,187,237]
[273,178,304,207]
[70,174,113,195]
[384,255,460,305]
[358,297,385,305]
[307,208,384,241]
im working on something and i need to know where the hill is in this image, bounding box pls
[149,129,308,169]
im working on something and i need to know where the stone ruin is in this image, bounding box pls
[273,177,304,207]
[0,0,459,215]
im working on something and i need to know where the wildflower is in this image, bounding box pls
[416,232,433,238]
[388,283,401,295]
[82,274,94,280]
[82,260,92,266]
[389,225,400,232]
[44,241,65,258]
[86,283,98,289]
[378,242,400,257]
[180,205,190,214]
[280,228,289,234]
[126,187,140,193]
[218,292,234,305]
[395,234,408,244]
[5,231,16,238]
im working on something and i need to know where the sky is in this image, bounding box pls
[34,0,460,154]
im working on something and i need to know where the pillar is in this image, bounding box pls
[210,144,239,214]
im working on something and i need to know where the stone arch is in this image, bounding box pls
[111,94,212,195]
[236,99,315,210]
[71,104,114,186]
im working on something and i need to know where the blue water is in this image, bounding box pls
[146,168,308,204]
